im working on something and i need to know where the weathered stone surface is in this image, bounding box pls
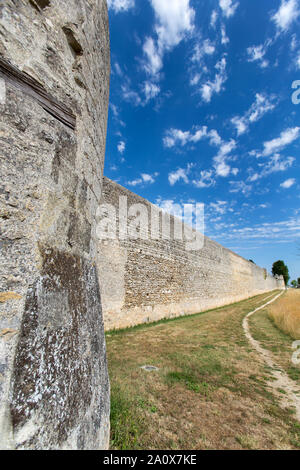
[0,0,110,449]
[98,178,285,331]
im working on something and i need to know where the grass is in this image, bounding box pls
[248,294,300,383]
[268,290,300,340]
[106,291,300,450]
[110,383,145,450]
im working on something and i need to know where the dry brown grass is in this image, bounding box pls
[268,290,300,340]
[106,291,300,450]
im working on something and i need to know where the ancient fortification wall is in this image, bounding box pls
[98,178,285,331]
[0,0,285,451]
[0,0,110,449]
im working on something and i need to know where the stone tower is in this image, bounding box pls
[0,0,110,449]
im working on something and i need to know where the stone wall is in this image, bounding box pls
[98,178,285,331]
[0,0,110,449]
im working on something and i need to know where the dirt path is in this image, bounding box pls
[242,291,300,421]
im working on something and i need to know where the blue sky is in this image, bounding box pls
[105,0,300,281]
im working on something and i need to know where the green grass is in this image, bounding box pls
[110,384,145,450]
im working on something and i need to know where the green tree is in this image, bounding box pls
[298,277,300,286]
[291,280,297,288]
[272,260,290,286]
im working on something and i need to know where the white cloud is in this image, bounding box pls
[168,164,194,186]
[192,40,215,63]
[163,126,223,148]
[190,73,201,86]
[262,127,300,156]
[164,125,236,180]
[221,24,229,44]
[117,141,126,154]
[229,181,252,195]
[210,200,227,214]
[143,37,163,77]
[208,129,222,146]
[271,0,300,32]
[247,43,270,68]
[141,173,158,183]
[121,83,142,106]
[210,10,218,28]
[193,170,215,188]
[212,138,236,177]
[248,154,295,181]
[215,216,300,243]
[143,0,195,80]
[151,0,195,50]
[143,81,160,102]
[231,116,247,136]
[280,178,296,188]
[114,62,123,76]
[127,172,159,186]
[107,0,135,13]
[163,128,192,148]
[168,167,189,186]
[164,126,235,179]
[231,93,277,136]
[248,93,276,122]
[219,0,239,18]
[110,103,119,117]
[264,154,295,173]
[215,161,231,177]
[291,34,298,50]
[200,57,227,102]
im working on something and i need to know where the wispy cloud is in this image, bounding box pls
[191,40,216,62]
[247,43,270,68]
[117,141,126,154]
[127,172,159,186]
[143,37,163,77]
[271,0,300,32]
[163,125,236,179]
[248,154,295,181]
[231,93,277,135]
[168,165,192,186]
[121,82,142,106]
[210,10,218,28]
[262,127,300,156]
[143,81,160,102]
[221,24,229,45]
[210,200,228,214]
[229,180,252,195]
[193,170,216,188]
[143,0,195,81]
[215,216,300,242]
[200,56,227,103]
[219,0,239,18]
[213,139,237,177]
[107,0,135,13]
[163,126,223,148]
[280,178,296,188]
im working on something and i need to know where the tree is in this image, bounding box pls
[272,260,290,286]
[291,280,297,288]
[298,278,300,286]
